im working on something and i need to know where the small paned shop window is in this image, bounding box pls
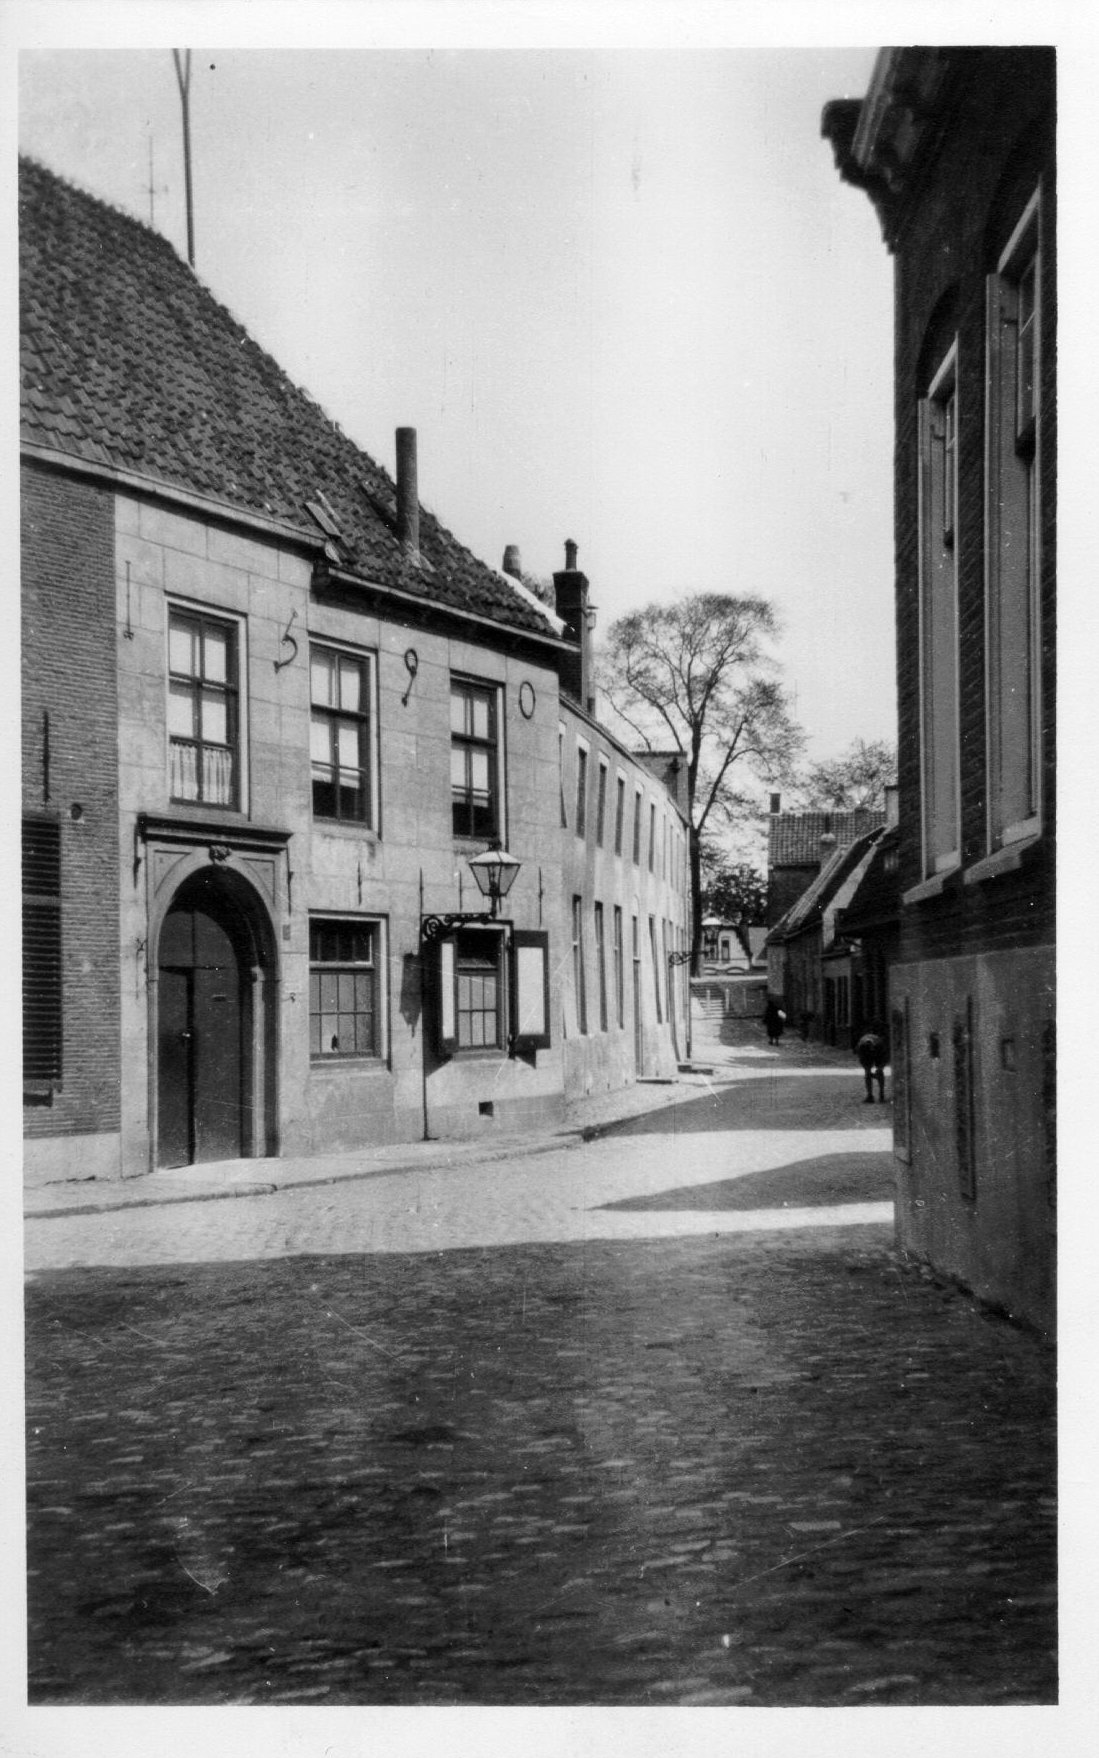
[309,919,379,1058]
[455,931,503,1050]
[168,608,240,807]
[435,929,550,1057]
[311,644,373,824]
[451,679,500,839]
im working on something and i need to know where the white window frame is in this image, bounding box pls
[451,674,506,844]
[166,598,248,814]
[917,343,962,879]
[308,914,388,1062]
[309,639,379,831]
[984,187,1043,852]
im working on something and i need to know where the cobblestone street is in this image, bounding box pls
[23,1052,1056,1709]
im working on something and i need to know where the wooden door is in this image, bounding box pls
[158,890,245,1166]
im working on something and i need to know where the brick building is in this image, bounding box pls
[824,49,1056,1335]
[765,803,885,927]
[20,158,686,1186]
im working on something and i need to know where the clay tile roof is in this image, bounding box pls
[767,807,886,868]
[19,157,556,640]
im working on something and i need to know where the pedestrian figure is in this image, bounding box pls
[856,1021,890,1103]
[763,998,786,1046]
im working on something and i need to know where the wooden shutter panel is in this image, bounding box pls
[510,929,551,1053]
[23,818,62,1082]
[436,936,457,1056]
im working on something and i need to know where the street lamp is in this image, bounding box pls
[421,841,523,941]
[467,841,522,919]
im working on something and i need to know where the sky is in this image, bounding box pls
[14,28,896,766]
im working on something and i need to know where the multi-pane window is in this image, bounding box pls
[575,745,588,839]
[168,608,239,807]
[594,902,608,1031]
[451,679,500,839]
[311,644,373,823]
[632,789,642,864]
[309,919,379,1058]
[572,894,587,1034]
[455,931,503,1050]
[613,905,624,1028]
[917,346,961,876]
[986,192,1042,847]
[595,761,608,847]
[23,817,62,1082]
[648,803,656,872]
[614,776,626,855]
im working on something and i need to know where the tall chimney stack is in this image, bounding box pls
[553,539,595,716]
[396,427,419,553]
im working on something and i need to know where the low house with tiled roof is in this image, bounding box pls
[765,822,891,1046]
[20,156,688,1185]
[766,799,886,927]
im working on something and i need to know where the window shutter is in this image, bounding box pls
[23,817,62,1083]
[436,936,457,1056]
[510,929,551,1053]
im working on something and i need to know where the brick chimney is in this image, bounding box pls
[819,831,837,868]
[502,544,522,579]
[553,539,595,715]
[395,427,419,553]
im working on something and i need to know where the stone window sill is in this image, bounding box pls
[963,835,1042,886]
[902,866,960,906]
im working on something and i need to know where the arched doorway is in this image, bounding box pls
[156,868,276,1167]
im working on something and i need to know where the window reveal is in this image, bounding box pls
[917,349,961,875]
[168,608,239,806]
[613,904,624,1028]
[986,195,1042,846]
[575,745,588,838]
[594,901,608,1031]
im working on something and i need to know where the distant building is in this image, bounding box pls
[824,48,1055,1335]
[766,800,885,927]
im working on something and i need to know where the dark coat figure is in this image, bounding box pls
[856,1022,890,1102]
[763,999,786,1046]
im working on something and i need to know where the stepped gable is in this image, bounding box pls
[19,156,554,640]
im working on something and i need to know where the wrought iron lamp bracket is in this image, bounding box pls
[422,911,511,943]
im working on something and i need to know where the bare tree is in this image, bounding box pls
[791,737,897,811]
[598,593,802,970]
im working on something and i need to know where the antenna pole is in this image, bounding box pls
[172,48,195,267]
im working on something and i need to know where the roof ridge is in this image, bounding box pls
[19,154,555,640]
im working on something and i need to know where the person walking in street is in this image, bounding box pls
[763,998,786,1046]
[855,1021,890,1103]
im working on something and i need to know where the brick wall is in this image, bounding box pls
[891,49,1055,968]
[22,461,120,1138]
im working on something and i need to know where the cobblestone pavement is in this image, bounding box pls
[24,1060,1056,1708]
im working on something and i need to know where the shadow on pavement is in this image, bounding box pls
[593,1076,891,1138]
[597,1151,896,1213]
